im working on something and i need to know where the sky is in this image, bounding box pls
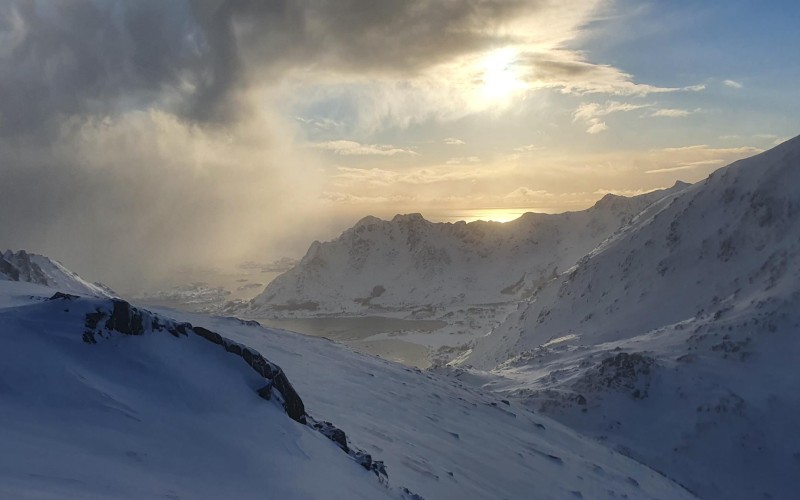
[1,0,798,291]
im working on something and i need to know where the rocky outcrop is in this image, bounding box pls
[2,249,115,297]
[1,250,48,285]
[55,293,387,478]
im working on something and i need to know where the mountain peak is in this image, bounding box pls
[391,213,427,223]
[0,249,114,298]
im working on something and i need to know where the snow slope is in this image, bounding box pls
[242,184,689,317]
[0,281,395,500]
[461,135,800,499]
[166,307,695,500]
[1,249,114,298]
[0,278,694,500]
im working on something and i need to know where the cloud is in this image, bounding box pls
[321,191,415,204]
[574,100,651,133]
[644,164,708,174]
[445,156,481,165]
[0,106,326,289]
[0,0,727,290]
[644,146,762,174]
[574,101,652,121]
[444,137,465,145]
[513,144,543,152]
[594,187,665,196]
[503,187,553,204]
[334,164,492,186]
[523,51,706,97]
[724,79,744,89]
[313,140,418,156]
[650,108,693,118]
[585,121,609,134]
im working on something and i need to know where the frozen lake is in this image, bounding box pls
[255,316,447,369]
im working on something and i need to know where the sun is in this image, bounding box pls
[479,48,525,104]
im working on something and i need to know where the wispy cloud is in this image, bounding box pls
[443,137,465,145]
[504,187,553,204]
[650,108,698,118]
[645,164,708,174]
[644,146,762,174]
[574,101,651,133]
[594,187,667,196]
[522,51,706,97]
[313,140,418,156]
[334,165,489,186]
[513,144,544,152]
[724,79,744,89]
[445,156,481,165]
[586,121,609,134]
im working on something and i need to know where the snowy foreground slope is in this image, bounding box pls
[0,282,393,500]
[460,135,800,499]
[0,279,693,500]
[0,249,114,298]
[242,183,688,317]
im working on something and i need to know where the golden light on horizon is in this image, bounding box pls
[428,207,558,224]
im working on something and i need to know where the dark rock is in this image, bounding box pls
[400,487,426,500]
[1,250,48,285]
[105,300,145,336]
[311,420,349,452]
[79,298,389,481]
[0,255,19,280]
[49,292,79,301]
[84,311,104,330]
[257,381,273,400]
[194,326,223,345]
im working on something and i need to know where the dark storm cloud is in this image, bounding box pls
[1,0,541,130]
[0,0,554,289]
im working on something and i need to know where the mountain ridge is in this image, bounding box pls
[458,134,800,499]
[1,249,115,298]
[240,182,690,318]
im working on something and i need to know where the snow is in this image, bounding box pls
[1,249,114,298]
[228,184,689,366]
[244,184,689,317]
[5,135,798,499]
[165,308,695,500]
[0,279,694,499]
[0,282,395,500]
[457,134,800,499]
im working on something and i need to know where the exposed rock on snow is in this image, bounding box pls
[0,249,114,298]
[62,292,387,477]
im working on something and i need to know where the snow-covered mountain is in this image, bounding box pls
[0,249,114,298]
[459,135,800,499]
[0,272,693,499]
[242,183,689,317]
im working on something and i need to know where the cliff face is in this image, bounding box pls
[242,184,689,316]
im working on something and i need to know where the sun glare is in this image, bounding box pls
[479,48,525,104]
